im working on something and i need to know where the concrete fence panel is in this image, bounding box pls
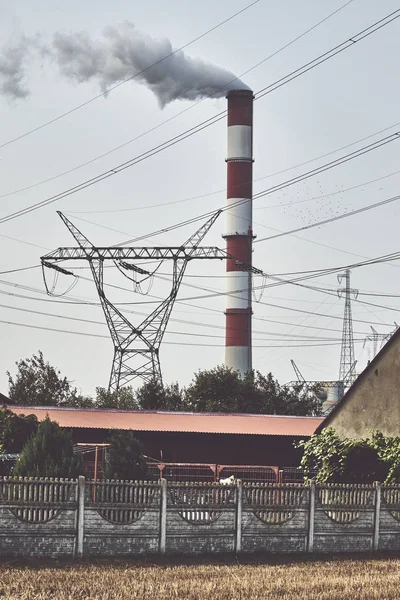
[1,477,400,557]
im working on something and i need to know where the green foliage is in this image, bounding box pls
[0,408,38,453]
[184,366,321,415]
[186,365,244,412]
[95,386,138,409]
[368,431,400,482]
[0,441,8,476]
[297,427,400,484]
[135,380,187,411]
[105,430,147,480]
[7,351,92,407]
[13,417,84,478]
[296,427,355,483]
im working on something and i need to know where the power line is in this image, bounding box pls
[254,9,400,101]
[0,8,395,223]
[1,299,357,341]
[254,190,400,244]
[0,318,359,348]
[0,265,40,275]
[0,0,353,169]
[69,154,400,215]
[109,130,400,247]
[0,0,262,150]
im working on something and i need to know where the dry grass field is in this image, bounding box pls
[0,554,399,599]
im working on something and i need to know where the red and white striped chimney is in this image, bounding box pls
[224,89,254,376]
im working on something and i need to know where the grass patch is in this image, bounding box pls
[0,553,399,599]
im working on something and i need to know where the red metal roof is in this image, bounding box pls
[9,407,323,437]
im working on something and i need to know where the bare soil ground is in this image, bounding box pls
[0,553,399,599]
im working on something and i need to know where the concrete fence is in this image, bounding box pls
[1,477,400,557]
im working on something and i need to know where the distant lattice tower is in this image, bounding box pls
[337,269,358,394]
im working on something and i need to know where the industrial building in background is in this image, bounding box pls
[224,89,254,376]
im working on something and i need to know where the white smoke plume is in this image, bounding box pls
[51,22,249,106]
[0,37,31,100]
[0,22,248,106]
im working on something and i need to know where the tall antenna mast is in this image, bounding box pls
[337,269,358,390]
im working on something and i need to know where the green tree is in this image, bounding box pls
[0,408,38,453]
[253,373,321,416]
[186,365,246,413]
[105,430,147,480]
[95,386,138,409]
[135,380,188,411]
[7,351,92,407]
[185,366,321,415]
[13,417,84,478]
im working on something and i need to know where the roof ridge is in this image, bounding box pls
[9,405,323,419]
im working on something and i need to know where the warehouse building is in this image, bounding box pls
[9,406,323,480]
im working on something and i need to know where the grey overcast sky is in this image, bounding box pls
[0,0,400,397]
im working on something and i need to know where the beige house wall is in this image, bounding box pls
[325,334,400,439]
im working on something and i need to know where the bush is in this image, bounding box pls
[105,430,147,481]
[296,427,400,484]
[13,417,84,478]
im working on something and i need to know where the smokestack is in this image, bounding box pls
[224,89,254,376]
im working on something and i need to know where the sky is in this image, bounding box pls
[0,0,400,398]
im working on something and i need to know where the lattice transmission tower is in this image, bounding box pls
[41,211,229,391]
[337,269,358,393]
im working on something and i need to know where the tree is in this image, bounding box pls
[185,366,321,415]
[95,386,138,409]
[253,373,321,416]
[186,365,244,413]
[7,351,92,407]
[135,380,188,411]
[105,430,147,480]
[0,408,38,453]
[13,417,84,478]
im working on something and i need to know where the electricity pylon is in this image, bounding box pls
[337,269,358,395]
[41,211,228,391]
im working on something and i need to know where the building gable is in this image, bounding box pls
[318,328,400,438]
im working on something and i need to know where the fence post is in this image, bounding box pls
[373,481,381,551]
[76,475,85,558]
[159,478,167,554]
[235,479,243,553]
[307,482,315,552]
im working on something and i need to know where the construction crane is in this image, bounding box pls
[41,211,230,391]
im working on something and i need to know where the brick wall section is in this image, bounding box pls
[1,478,400,557]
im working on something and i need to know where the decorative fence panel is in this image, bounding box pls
[314,484,376,552]
[0,477,78,557]
[84,480,161,556]
[1,478,400,557]
[166,482,237,553]
[242,483,310,553]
